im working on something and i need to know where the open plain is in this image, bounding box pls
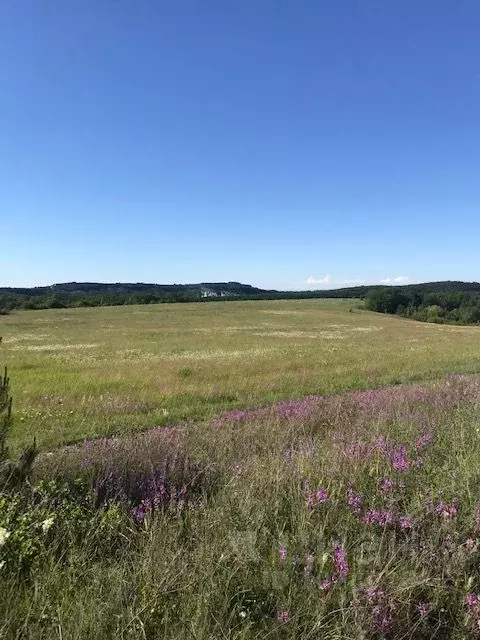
[1,298,480,450]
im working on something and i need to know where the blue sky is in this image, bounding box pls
[1,1,479,290]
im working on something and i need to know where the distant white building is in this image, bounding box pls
[200,288,218,298]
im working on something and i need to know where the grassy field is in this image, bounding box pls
[3,374,480,638]
[3,301,480,638]
[1,298,480,450]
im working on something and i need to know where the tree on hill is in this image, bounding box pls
[365,288,410,314]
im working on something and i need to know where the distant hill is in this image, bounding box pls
[0,281,268,298]
[297,280,480,301]
[321,280,480,298]
[1,280,480,315]
[0,281,279,311]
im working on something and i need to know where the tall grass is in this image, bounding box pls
[2,376,480,638]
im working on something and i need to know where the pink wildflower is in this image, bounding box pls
[466,593,480,608]
[277,610,289,623]
[398,515,413,530]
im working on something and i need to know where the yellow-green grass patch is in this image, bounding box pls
[1,298,480,450]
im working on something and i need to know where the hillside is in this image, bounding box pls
[0,280,480,314]
[0,281,268,298]
[0,281,274,310]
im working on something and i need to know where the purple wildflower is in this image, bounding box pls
[391,445,409,472]
[224,410,250,423]
[364,587,383,603]
[320,578,332,593]
[277,610,289,623]
[134,503,147,524]
[316,487,328,503]
[363,508,395,527]
[436,499,458,519]
[379,478,393,495]
[279,545,287,562]
[363,588,396,632]
[347,488,364,515]
[332,543,349,580]
[372,606,395,631]
[305,485,328,508]
[415,429,434,451]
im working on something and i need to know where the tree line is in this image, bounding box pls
[365,288,480,324]
[2,280,480,325]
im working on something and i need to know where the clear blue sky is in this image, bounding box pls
[1,1,479,290]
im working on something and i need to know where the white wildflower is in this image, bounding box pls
[0,527,11,547]
[41,517,55,533]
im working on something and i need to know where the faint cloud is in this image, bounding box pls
[379,276,410,285]
[306,274,331,286]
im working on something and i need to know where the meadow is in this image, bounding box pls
[2,300,480,639]
[1,299,480,450]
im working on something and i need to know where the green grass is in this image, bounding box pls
[3,301,480,638]
[2,298,480,450]
[3,377,480,638]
